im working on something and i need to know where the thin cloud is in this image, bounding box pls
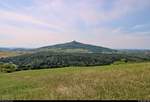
[0,9,65,32]
[0,0,150,49]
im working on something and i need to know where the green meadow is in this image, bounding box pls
[0,62,150,100]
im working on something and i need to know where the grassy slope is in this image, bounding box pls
[0,62,150,100]
[0,51,20,58]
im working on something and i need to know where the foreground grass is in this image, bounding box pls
[0,62,150,100]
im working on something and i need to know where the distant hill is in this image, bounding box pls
[0,48,32,58]
[0,47,31,51]
[0,41,150,71]
[35,41,116,53]
[1,41,150,55]
[1,41,150,54]
[0,48,12,51]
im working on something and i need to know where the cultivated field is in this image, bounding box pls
[0,62,150,100]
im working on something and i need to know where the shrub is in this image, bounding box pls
[0,62,17,73]
[112,59,127,65]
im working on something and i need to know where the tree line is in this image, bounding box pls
[0,51,150,73]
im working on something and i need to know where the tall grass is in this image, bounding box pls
[0,62,150,100]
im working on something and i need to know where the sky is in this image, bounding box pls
[0,0,150,49]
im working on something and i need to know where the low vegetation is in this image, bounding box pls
[0,62,150,100]
[0,62,17,73]
[0,52,150,72]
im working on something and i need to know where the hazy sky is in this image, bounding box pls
[0,0,150,49]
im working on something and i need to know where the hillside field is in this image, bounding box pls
[0,62,150,100]
[0,51,21,58]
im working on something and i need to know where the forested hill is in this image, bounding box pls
[34,41,116,53]
[0,41,150,72]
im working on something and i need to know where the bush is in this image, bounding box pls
[0,62,17,73]
[112,59,127,65]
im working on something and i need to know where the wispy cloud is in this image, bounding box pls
[0,0,150,48]
[0,9,66,32]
